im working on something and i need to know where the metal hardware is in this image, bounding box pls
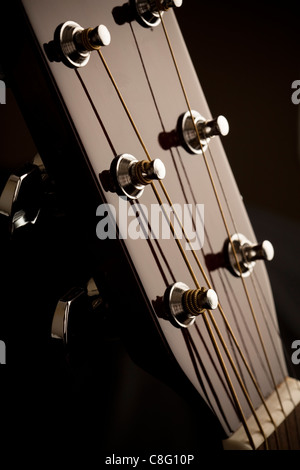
[54,21,111,68]
[179,110,229,155]
[129,0,182,28]
[110,153,166,199]
[166,282,218,328]
[226,233,274,278]
[0,163,43,234]
[51,278,101,345]
[51,287,85,345]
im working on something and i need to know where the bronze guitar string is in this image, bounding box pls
[92,47,274,449]
[157,9,293,448]
[205,137,299,445]
[111,28,279,436]
[89,48,257,446]
[115,21,265,395]
[159,12,298,447]
[159,8,298,446]
[205,132,300,446]
[71,20,283,447]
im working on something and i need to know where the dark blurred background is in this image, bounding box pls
[1,0,300,453]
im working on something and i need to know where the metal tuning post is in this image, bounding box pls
[166,282,218,328]
[53,21,111,68]
[178,110,229,155]
[225,233,274,278]
[129,0,182,28]
[110,153,166,199]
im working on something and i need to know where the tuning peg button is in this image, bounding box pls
[130,0,182,28]
[225,233,274,278]
[54,21,111,68]
[51,278,102,346]
[166,282,218,328]
[149,0,183,11]
[110,154,166,199]
[243,240,274,263]
[198,116,229,139]
[51,287,86,345]
[179,110,229,155]
[0,163,42,234]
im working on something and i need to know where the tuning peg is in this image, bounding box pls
[52,21,111,68]
[243,240,274,263]
[166,282,218,328]
[110,154,166,199]
[51,278,102,346]
[0,163,43,235]
[129,0,183,28]
[178,110,229,155]
[225,233,274,278]
[198,116,229,139]
[149,0,183,11]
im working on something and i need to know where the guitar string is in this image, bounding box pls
[157,9,290,447]
[254,272,300,389]
[204,141,297,444]
[94,47,273,449]
[129,23,260,413]
[84,46,256,442]
[206,141,291,383]
[131,201,238,434]
[206,132,300,447]
[182,328,235,434]
[128,22,279,411]
[72,26,275,446]
[250,272,300,445]
[252,276,300,448]
[126,24,277,439]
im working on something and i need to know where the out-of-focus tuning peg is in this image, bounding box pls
[51,278,102,346]
[0,162,43,234]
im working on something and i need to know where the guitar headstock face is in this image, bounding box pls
[3,0,296,448]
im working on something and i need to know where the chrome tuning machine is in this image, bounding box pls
[129,0,182,28]
[225,233,274,278]
[0,160,43,235]
[166,282,218,328]
[110,153,166,199]
[51,278,102,346]
[178,110,229,155]
[48,21,111,68]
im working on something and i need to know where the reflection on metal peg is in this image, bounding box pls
[130,0,182,28]
[0,163,42,234]
[166,282,218,328]
[243,240,274,263]
[149,0,183,11]
[110,153,166,199]
[51,287,85,345]
[225,233,274,278]
[198,116,229,139]
[54,21,111,68]
[179,110,229,155]
[51,278,102,345]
